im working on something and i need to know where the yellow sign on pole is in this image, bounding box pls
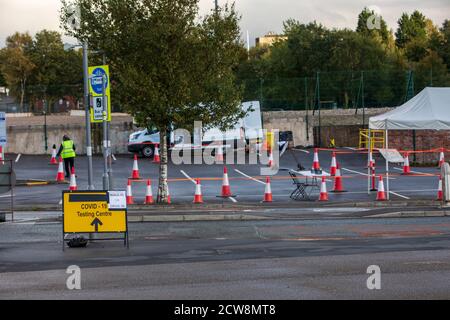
[62,191,128,248]
[88,65,111,123]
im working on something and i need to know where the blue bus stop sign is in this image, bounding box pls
[90,67,109,95]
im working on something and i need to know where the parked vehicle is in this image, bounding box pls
[127,101,263,158]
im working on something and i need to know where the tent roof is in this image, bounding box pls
[369,87,450,130]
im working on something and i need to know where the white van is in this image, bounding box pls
[127,101,263,158]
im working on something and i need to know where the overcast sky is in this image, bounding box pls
[0,0,449,47]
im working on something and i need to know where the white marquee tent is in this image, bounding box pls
[368,87,450,199]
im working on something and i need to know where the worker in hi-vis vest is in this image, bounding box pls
[57,135,76,178]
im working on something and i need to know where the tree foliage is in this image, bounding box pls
[61,0,244,202]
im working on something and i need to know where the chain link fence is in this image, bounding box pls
[239,69,450,111]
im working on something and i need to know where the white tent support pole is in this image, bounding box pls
[385,120,390,200]
[367,127,371,195]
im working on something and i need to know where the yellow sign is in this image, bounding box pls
[88,65,111,123]
[63,191,127,233]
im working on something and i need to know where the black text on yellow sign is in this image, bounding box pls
[63,191,127,234]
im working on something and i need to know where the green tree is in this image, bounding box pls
[0,71,6,87]
[0,32,35,109]
[27,30,83,111]
[61,0,244,203]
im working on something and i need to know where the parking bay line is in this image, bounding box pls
[15,154,21,163]
[389,191,410,200]
[393,167,434,176]
[342,168,396,180]
[181,169,238,202]
[234,169,266,185]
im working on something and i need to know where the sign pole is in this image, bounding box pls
[102,74,110,190]
[83,42,95,190]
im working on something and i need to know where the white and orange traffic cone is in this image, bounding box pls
[312,148,321,171]
[215,146,224,163]
[0,145,4,163]
[332,167,346,193]
[144,179,154,205]
[56,157,65,182]
[267,149,274,167]
[153,144,161,164]
[263,176,273,202]
[219,167,233,197]
[131,154,140,179]
[50,145,58,165]
[376,175,387,201]
[439,148,445,168]
[167,183,171,204]
[402,152,411,175]
[330,152,337,176]
[319,176,329,201]
[126,180,134,205]
[368,151,375,168]
[69,167,77,191]
[370,166,377,192]
[193,179,204,204]
[437,175,443,201]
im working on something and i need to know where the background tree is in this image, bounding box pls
[356,7,391,46]
[27,30,83,111]
[61,0,244,203]
[0,32,35,109]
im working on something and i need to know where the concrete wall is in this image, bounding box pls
[5,121,135,155]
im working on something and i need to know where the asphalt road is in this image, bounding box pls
[1,216,450,299]
[0,149,443,208]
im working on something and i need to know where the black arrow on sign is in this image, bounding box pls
[91,218,103,232]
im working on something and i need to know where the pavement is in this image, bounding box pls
[1,216,450,299]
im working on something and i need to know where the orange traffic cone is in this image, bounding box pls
[126,180,134,205]
[69,167,77,191]
[319,176,328,201]
[50,145,58,165]
[215,146,224,163]
[56,157,65,182]
[267,149,274,167]
[437,175,443,201]
[131,154,140,179]
[219,167,233,197]
[370,166,377,192]
[167,183,171,204]
[144,179,154,205]
[193,179,204,204]
[330,152,337,176]
[153,144,161,163]
[376,175,387,201]
[0,145,4,163]
[332,168,346,193]
[368,151,375,168]
[439,148,445,168]
[312,148,321,170]
[402,152,411,175]
[263,176,273,202]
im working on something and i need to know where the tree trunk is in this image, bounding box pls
[20,79,25,111]
[157,126,169,203]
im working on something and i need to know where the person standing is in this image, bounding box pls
[57,135,76,178]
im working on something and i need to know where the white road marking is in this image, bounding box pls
[343,147,358,151]
[58,199,62,205]
[393,167,434,176]
[112,154,117,161]
[0,193,15,198]
[293,149,310,154]
[342,168,396,180]
[180,170,197,185]
[389,191,410,200]
[234,169,265,185]
[229,197,238,203]
[15,154,21,163]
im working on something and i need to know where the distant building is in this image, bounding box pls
[255,32,288,47]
